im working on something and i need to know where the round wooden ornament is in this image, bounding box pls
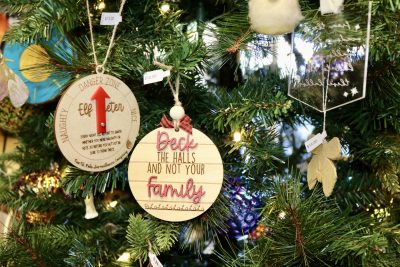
[128,126,224,222]
[54,74,140,172]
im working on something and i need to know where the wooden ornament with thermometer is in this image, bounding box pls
[54,0,140,172]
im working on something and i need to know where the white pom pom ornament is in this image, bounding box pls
[169,105,185,121]
[249,0,304,35]
[320,0,344,15]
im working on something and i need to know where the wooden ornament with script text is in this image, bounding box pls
[128,128,223,222]
[54,74,140,172]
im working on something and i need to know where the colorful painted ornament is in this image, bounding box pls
[307,137,341,197]
[128,116,224,222]
[3,29,72,104]
[248,0,304,35]
[54,74,140,172]
[0,13,7,43]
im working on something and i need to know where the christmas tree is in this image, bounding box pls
[1,0,400,266]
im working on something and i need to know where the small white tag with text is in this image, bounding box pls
[305,131,327,152]
[143,69,171,85]
[100,13,122,25]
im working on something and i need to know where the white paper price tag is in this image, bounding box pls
[149,252,163,267]
[100,12,122,25]
[305,131,327,152]
[143,69,171,85]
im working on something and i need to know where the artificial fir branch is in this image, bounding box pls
[226,28,252,54]
[1,0,400,266]
[9,230,45,267]
[62,161,129,197]
[10,114,59,173]
[287,205,306,260]
[370,60,397,79]
[206,1,255,66]
[153,61,173,71]
[1,0,85,42]
[180,192,231,254]
[126,214,179,262]
[212,74,293,133]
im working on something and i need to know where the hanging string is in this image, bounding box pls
[86,0,98,67]
[170,74,181,106]
[322,61,331,134]
[153,61,181,105]
[153,60,183,130]
[168,74,182,131]
[85,0,127,74]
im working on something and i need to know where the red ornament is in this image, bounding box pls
[91,86,110,134]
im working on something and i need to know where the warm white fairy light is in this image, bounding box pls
[372,208,390,219]
[233,131,242,142]
[117,252,131,262]
[109,200,118,208]
[97,1,106,10]
[160,3,170,13]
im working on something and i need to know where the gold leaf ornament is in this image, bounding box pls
[307,137,341,197]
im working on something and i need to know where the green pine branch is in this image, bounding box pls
[216,175,399,266]
[126,214,179,263]
[1,0,85,43]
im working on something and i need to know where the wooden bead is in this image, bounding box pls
[169,105,185,121]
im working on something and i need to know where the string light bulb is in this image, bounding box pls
[278,211,287,220]
[233,131,242,142]
[108,200,118,208]
[160,3,171,14]
[96,1,106,10]
[117,252,131,262]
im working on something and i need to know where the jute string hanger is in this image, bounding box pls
[85,0,127,74]
[154,61,184,131]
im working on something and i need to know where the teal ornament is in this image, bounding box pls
[3,29,72,104]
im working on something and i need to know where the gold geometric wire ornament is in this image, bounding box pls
[288,1,372,113]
